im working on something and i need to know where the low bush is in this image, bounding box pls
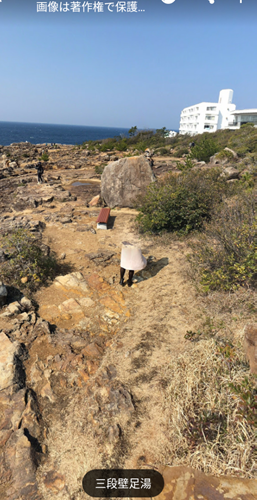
[94,164,106,175]
[190,134,219,163]
[136,168,226,234]
[173,147,189,158]
[215,149,235,161]
[165,337,256,477]
[190,196,257,291]
[100,139,117,152]
[0,228,59,293]
[39,153,49,161]
[176,156,195,171]
[115,139,127,152]
[155,147,169,155]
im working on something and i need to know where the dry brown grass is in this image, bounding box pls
[164,338,257,478]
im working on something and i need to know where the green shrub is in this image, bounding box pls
[0,228,59,293]
[95,164,106,175]
[176,156,195,171]
[190,135,219,163]
[173,147,189,158]
[190,196,257,291]
[116,139,127,152]
[215,149,234,161]
[134,141,148,152]
[155,147,169,155]
[39,153,49,161]
[100,139,117,152]
[136,168,226,234]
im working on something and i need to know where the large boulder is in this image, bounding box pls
[101,155,155,208]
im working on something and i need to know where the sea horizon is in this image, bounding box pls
[0,121,178,147]
[0,121,131,147]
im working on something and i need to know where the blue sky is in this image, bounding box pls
[0,0,257,129]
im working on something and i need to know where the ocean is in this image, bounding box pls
[0,121,131,147]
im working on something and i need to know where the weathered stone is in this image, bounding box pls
[5,429,42,500]
[101,155,155,208]
[0,333,24,391]
[58,298,83,314]
[78,297,95,308]
[0,280,7,307]
[220,166,239,180]
[157,465,257,500]
[224,147,238,158]
[244,323,257,374]
[60,216,72,224]
[7,301,22,315]
[55,272,89,293]
[81,343,103,359]
[88,194,101,207]
[41,381,55,402]
[43,470,66,493]
[20,296,33,310]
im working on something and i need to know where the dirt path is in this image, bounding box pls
[33,209,204,500]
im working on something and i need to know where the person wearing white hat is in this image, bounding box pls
[120,241,147,287]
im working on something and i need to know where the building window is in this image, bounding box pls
[206,107,216,111]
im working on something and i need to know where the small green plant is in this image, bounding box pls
[176,156,195,171]
[0,228,59,293]
[95,164,106,175]
[39,153,49,161]
[184,330,203,342]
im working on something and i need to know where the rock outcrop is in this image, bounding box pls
[101,155,155,208]
[157,466,257,500]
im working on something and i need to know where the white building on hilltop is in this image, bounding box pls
[228,109,257,129]
[179,89,236,135]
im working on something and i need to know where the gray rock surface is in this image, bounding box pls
[220,166,240,180]
[101,155,155,208]
[0,280,7,307]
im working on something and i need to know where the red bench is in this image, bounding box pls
[96,208,111,230]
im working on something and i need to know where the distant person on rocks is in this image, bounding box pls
[120,241,147,287]
[35,162,44,184]
[189,142,195,148]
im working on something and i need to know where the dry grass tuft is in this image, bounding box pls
[165,338,257,478]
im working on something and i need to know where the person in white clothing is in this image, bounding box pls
[120,241,147,287]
